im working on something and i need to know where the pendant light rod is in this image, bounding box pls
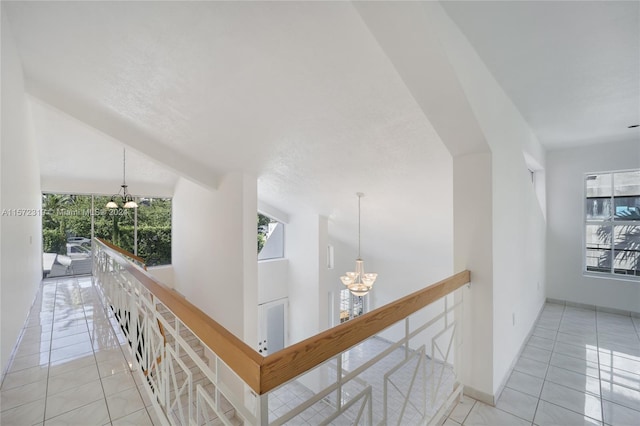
[340,192,377,297]
[106,147,138,209]
[356,192,364,258]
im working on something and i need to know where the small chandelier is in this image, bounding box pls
[340,192,377,296]
[106,148,138,209]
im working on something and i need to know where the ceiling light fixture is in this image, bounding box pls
[106,148,138,209]
[340,192,377,297]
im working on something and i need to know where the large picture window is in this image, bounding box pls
[585,170,640,278]
[43,193,171,278]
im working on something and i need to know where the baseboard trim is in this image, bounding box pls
[546,297,640,317]
[463,385,494,406]
[492,301,546,404]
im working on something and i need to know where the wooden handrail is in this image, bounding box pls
[259,270,470,393]
[94,238,470,395]
[95,238,263,391]
[96,238,147,269]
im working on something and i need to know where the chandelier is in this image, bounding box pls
[106,148,138,209]
[340,193,377,296]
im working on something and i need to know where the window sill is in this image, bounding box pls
[583,272,640,283]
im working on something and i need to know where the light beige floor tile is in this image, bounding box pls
[46,362,101,396]
[0,365,49,391]
[49,341,94,363]
[8,352,49,373]
[13,340,50,358]
[549,352,600,378]
[553,342,599,362]
[556,331,598,348]
[545,365,601,396]
[45,379,104,420]
[0,397,45,426]
[534,400,602,426]
[602,399,640,426]
[50,331,91,351]
[514,356,548,379]
[111,407,153,425]
[600,380,640,412]
[101,370,137,396]
[94,348,127,364]
[521,344,552,363]
[540,381,602,421]
[105,386,146,421]
[600,365,640,392]
[18,330,51,345]
[505,370,544,397]
[48,353,96,376]
[98,357,131,378]
[528,335,555,351]
[0,379,48,411]
[45,398,110,426]
[463,401,530,426]
[495,387,538,422]
[599,352,640,375]
[446,397,476,424]
[533,326,557,341]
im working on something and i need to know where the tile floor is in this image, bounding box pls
[4,278,639,426]
[443,302,640,426]
[0,276,162,426]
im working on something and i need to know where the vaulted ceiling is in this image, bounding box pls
[3,1,638,239]
[443,1,639,149]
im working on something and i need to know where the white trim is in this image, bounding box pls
[257,201,289,224]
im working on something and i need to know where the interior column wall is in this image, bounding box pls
[171,174,257,343]
[431,2,547,398]
[453,153,494,401]
[0,13,43,375]
[286,210,321,344]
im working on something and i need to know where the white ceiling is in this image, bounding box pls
[3,1,453,252]
[443,1,639,149]
[3,1,638,241]
[30,97,179,197]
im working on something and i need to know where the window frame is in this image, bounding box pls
[583,168,640,282]
[338,288,369,323]
[257,212,285,261]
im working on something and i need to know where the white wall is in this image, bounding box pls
[258,259,288,305]
[286,210,322,344]
[547,140,640,312]
[171,174,258,344]
[147,265,174,287]
[432,2,547,397]
[1,14,42,375]
[453,152,494,400]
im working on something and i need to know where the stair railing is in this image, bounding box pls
[93,238,471,425]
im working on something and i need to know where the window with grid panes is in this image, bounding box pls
[585,170,640,278]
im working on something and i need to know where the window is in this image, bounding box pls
[43,193,172,278]
[257,213,284,260]
[339,289,367,323]
[136,197,172,266]
[585,170,640,278]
